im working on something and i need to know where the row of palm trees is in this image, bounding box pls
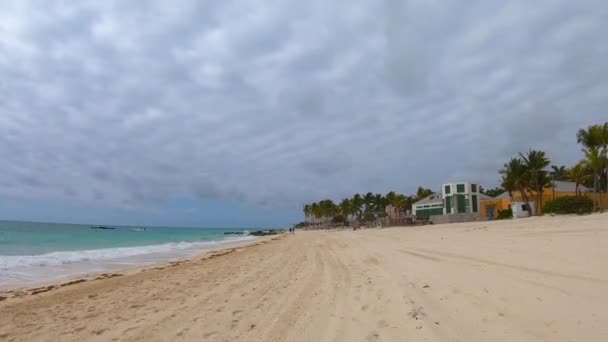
[499,149,552,213]
[577,123,608,211]
[500,122,608,213]
[303,187,433,226]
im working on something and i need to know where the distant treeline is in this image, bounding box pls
[301,121,608,226]
[302,186,502,226]
[499,122,607,213]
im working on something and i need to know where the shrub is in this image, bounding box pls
[542,196,593,215]
[496,208,513,220]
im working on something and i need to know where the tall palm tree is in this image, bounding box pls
[578,123,608,210]
[310,202,320,226]
[604,123,608,208]
[363,192,375,222]
[416,187,433,201]
[351,193,363,222]
[303,204,311,223]
[520,149,551,214]
[373,193,387,218]
[549,165,567,200]
[338,198,354,225]
[500,157,532,214]
[584,147,605,212]
[550,165,567,181]
[567,162,592,196]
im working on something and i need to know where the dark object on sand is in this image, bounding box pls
[249,229,282,236]
[224,231,245,235]
[91,226,116,230]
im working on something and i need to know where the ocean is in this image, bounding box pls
[0,220,255,289]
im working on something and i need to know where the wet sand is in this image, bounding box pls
[1,214,607,341]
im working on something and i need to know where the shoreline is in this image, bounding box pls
[0,234,273,297]
[1,215,606,341]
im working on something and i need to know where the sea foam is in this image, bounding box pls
[0,235,254,288]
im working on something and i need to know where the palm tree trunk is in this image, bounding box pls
[594,172,598,212]
[520,187,532,216]
[600,160,608,212]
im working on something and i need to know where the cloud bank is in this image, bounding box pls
[1,0,607,221]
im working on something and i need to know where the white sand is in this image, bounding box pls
[1,214,607,341]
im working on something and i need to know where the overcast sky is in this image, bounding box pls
[1,0,607,227]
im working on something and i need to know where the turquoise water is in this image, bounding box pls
[0,220,246,256]
[0,220,254,288]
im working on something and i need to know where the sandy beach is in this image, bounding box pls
[1,214,607,341]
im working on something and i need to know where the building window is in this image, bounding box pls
[472,195,478,212]
[471,184,477,193]
[444,185,451,194]
[457,184,465,193]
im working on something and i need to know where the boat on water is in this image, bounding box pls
[91,226,116,230]
[130,228,147,232]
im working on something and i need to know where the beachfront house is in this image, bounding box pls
[411,193,443,220]
[412,181,486,223]
[412,180,604,223]
[479,181,595,219]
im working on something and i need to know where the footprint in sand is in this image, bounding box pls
[176,328,190,337]
[366,331,380,341]
[91,328,107,335]
[203,331,218,338]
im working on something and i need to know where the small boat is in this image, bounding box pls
[131,228,147,232]
[91,226,116,230]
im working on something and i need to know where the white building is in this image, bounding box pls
[441,181,481,215]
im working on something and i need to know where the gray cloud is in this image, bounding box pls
[0,0,607,216]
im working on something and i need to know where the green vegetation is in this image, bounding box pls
[550,165,568,181]
[500,149,558,213]
[542,196,593,215]
[480,186,505,198]
[566,162,591,196]
[496,208,513,220]
[496,121,607,215]
[303,122,607,227]
[303,188,433,226]
[577,123,608,212]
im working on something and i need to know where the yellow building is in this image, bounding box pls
[480,181,607,219]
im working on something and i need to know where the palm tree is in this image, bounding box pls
[567,162,592,196]
[351,193,363,222]
[303,204,311,223]
[310,202,320,226]
[373,193,388,218]
[578,123,608,210]
[584,147,605,212]
[415,187,433,201]
[549,165,568,200]
[520,149,551,214]
[550,165,567,181]
[339,198,354,225]
[603,123,608,208]
[363,192,375,222]
[500,157,532,213]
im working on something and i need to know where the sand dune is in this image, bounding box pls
[1,214,607,341]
